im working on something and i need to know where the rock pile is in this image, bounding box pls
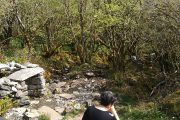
[0,62,46,99]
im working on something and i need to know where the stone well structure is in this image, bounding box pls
[0,62,46,98]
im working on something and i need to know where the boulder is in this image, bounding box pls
[24,109,39,120]
[8,67,44,81]
[38,106,63,120]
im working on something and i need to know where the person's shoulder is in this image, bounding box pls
[87,105,95,110]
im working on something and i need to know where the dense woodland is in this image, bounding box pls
[0,0,180,119]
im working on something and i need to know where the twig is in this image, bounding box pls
[150,80,166,97]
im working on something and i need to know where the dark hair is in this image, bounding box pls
[100,91,116,106]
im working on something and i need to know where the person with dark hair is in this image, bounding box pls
[82,91,120,120]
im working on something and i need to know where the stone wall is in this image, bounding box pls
[0,62,46,99]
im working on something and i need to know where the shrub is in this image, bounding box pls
[120,108,175,120]
[38,114,50,120]
[0,96,13,115]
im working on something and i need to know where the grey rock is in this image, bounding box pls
[59,94,75,99]
[57,82,66,87]
[24,62,39,68]
[0,78,5,85]
[0,90,11,97]
[55,107,65,114]
[8,67,44,81]
[16,84,23,90]
[85,72,95,78]
[12,86,18,92]
[30,100,39,105]
[0,84,11,91]
[15,91,28,98]
[38,106,63,120]
[14,63,26,69]
[0,63,10,69]
[19,96,30,106]
[24,109,39,120]
[4,107,27,120]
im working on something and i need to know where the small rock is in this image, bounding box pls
[12,86,17,92]
[0,84,11,91]
[0,78,5,85]
[19,96,30,106]
[15,90,28,98]
[46,99,52,102]
[0,90,11,97]
[14,63,26,69]
[24,109,39,120]
[16,84,23,90]
[55,107,65,114]
[59,94,75,99]
[74,103,81,110]
[53,88,62,94]
[30,100,39,105]
[85,72,95,78]
[92,92,100,99]
[24,62,39,68]
[57,82,66,87]
[0,63,10,69]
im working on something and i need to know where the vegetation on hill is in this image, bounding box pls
[0,0,179,119]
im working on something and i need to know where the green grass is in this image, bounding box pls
[0,96,14,116]
[119,108,178,120]
[38,114,50,120]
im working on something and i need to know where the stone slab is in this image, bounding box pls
[38,106,63,120]
[7,67,44,81]
[0,64,9,69]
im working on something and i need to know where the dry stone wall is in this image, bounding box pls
[0,62,46,99]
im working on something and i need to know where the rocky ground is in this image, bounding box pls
[4,76,108,120]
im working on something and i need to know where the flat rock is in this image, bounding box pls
[4,107,27,120]
[55,107,64,114]
[57,82,66,87]
[0,84,11,91]
[24,109,39,120]
[59,93,75,99]
[0,78,5,85]
[24,62,39,68]
[8,67,44,81]
[38,106,63,120]
[0,90,11,97]
[0,63,9,69]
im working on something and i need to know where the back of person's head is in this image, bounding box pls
[100,91,116,106]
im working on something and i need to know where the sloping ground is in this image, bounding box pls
[4,77,108,120]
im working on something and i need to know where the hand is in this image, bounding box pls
[109,105,120,120]
[108,105,116,113]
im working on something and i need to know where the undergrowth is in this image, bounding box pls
[0,96,14,116]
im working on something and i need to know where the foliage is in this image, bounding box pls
[0,96,14,115]
[38,114,50,120]
[120,108,173,120]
